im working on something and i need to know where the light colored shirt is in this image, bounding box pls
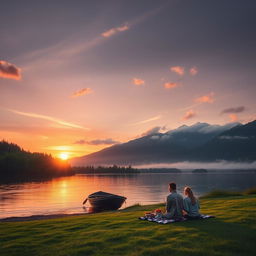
[183,197,200,217]
[165,191,184,219]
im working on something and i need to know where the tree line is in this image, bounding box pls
[0,140,73,183]
[0,141,140,183]
[73,165,139,174]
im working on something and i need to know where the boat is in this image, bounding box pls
[83,191,126,211]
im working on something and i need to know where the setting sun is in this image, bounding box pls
[59,153,69,160]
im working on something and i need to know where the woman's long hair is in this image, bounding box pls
[184,186,196,205]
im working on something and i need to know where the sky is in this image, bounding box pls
[0,0,256,158]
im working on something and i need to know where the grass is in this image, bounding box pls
[0,195,256,256]
[200,187,256,198]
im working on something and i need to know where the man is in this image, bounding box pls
[165,182,184,220]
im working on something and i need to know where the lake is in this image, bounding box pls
[0,170,256,219]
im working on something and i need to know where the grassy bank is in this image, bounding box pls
[0,195,256,256]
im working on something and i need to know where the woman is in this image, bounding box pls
[183,186,200,219]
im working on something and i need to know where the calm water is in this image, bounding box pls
[1,170,256,218]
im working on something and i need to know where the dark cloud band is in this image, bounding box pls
[221,106,245,114]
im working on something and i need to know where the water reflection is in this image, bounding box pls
[0,171,256,218]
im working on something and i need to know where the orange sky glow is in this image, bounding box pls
[1,1,256,159]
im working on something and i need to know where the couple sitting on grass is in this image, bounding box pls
[164,182,200,220]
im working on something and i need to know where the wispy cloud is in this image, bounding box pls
[101,24,130,38]
[195,92,215,103]
[133,78,145,86]
[141,126,166,136]
[180,92,215,111]
[0,60,21,80]
[164,82,178,89]
[101,28,116,38]
[74,138,119,145]
[131,115,162,125]
[71,88,93,98]
[221,106,245,114]
[19,5,167,72]
[170,66,184,76]
[183,110,196,120]
[190,67,198,76]
[6,108,89,130]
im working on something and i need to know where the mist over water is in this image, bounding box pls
[135,161,256,170]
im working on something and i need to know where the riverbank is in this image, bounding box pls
[0,194,256,256]
[0,212,87,222]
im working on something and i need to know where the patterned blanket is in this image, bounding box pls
[139,215,215,224]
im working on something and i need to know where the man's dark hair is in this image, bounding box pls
[169,182,176,190]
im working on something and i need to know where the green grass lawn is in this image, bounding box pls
[0,195,256,256]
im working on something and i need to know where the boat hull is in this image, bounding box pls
[87,191,126,211]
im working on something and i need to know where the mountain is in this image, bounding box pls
[70,122,249,166]
[195,120,256,162]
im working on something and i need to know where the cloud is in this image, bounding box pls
[18,5,167,72]
[149,134,170,141]
[170,66,184,76]
[179,103,201,111]
[133,78,145,86]
[101,24,129,38]
[131,115,162,125]
[141,126,166,136]
[190,67,198,76]
[229,114,238,122]
[221,106,245,114]
[164,82,178,89]
[102,28,116,38]
[183,110,196,120]
[181,92,215,111]
[198,123,239,134]
[6,108,89,130]
[116,25,130,32]
[74,138,119,145]
[195,92,215,103]
[0,60,21,80]
[71,88,93,98]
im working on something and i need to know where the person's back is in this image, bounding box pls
[183,186,200,218]
[183,196,200,217]
[165,183,184,220]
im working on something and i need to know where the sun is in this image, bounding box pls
[59,153,69,160]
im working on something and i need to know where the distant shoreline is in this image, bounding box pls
[1,168,256,185]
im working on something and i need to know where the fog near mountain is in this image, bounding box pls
[147,122,240,149]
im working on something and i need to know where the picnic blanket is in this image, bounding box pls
[139,215,215,224]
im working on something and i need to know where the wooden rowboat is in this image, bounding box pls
[83,191,126,211]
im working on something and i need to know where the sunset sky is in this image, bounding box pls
[1,0,256,158]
